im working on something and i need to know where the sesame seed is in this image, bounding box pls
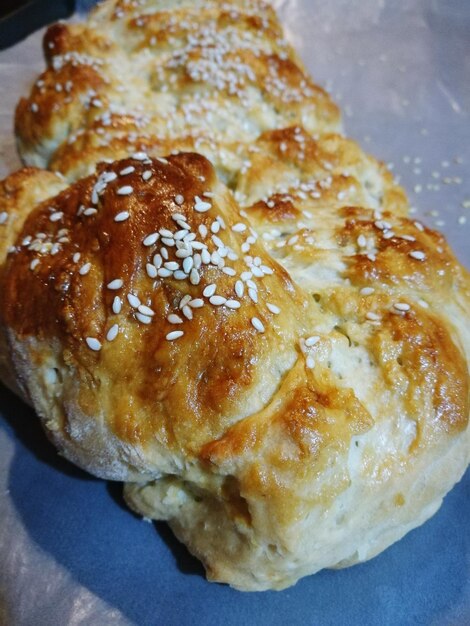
[127,293,140,308]
[175,248,192,258]
[251,317,265,333]
[305,335,320,347]
[194,196,211,213]
[175,194,184,205]
[418,299,429,308]
[225,300,241,309]
[83,208,97,216]
[174,229,189,241]
[235,280,244,298]
[153,254,163,268]
[189,298,204,308]
[366,312,381,321]
[183,257,193,274]
[168,314,183,324]
[357,234,367,248]
[182,305,193,320]
[72,252,81,263]
[414,221,424,232]
[131,152,149,161]
[136,313,152,324]
[146,263,157,278]
[142,171,153,181]
[0,211,8,224]
[107,279,123,290]
[266,303,280,314]
[49,211,63,222]
[179,295,191,309]
[210,295,226,306]
[393,302,411,312]
[138,304,154,316]
[360,287,375,296]
[232,223,247,232]
[112,296,122,314]
[79,262,91,275]
[211,221,220,234]
[106,324,119,341]
[166,330,184,341]
[156,157,169,165]
[203,284,216,297]
[120,166,135,176]
[203,192,214,198]
[222,267,236,276]
[248,288,258,303]
[160,248,169,260]
[164,261,179,271]
[115,211,130,222]
[143,233,159,246]
[251,266,264,278]
[158,268,172,278]
[409,250,426,261]
[199,224,208,238]
[201,249,211,264]
[30,259,40,270]
[174,271,187,280]
[86,337,101,351]
[306,356,315,369]
[117,186,133,196]
[161,237,175,246]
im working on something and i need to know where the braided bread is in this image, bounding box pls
[1,0,468,591]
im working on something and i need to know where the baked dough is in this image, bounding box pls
[2,0,469,591]
[0,152,468,591]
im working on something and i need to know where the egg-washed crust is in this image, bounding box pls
[15,0,340,179]
[0,152,469,590]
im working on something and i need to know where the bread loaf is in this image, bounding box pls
[0,0,468,591]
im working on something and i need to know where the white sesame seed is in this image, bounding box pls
[211,221,220,234]
[164,261,179,271]
[251,266,264,278]
[72,252,81,263]
[129,152,148,162]
[107,279,123,290]
[79,262,91,275]
[201,249,211,264]
[266,302,280,314]
[175,194,185,205]
[138,304,155,316]
[174,271,187,280]
[248,288,258,303]
[117,186,133,196]
[114,211,130,222]
[182,305,193,320]
[203,284,216,297]
[160,248,169,260]
[49,211,63,222]
[146,263,157,278]
[414,221,424,232]
[418,299,429,308]
[251,317,265,333]
[166,330,184,341]
[209,295,226,306]
[183,257,194,274]
[222,267,236,276]
[143,233,159,246]
[172,213,186,222]
[232,223,247,233]
[189,298,204,308]
[225,300,241,309]
[106,324,119,341]
[142,170,153,181]
[0,211,8,225]
[305,335,320,347]
[179,295,191,309]
[127,293,140,308]
[357,234,367,248]
[360,287,375,296]
[168,314,183,324]
[156,157,169,165]
[112,296,122,314]
[174,229,189,241]
[235,280,244,298]
[158,268,172,278]
[162,237,175,247]
[86,337,101,351]
[120,166,135,176]
[203,192,214,198]
[306,356,315,369]
[366,312,381,321]
[199,224,208,238]
[153,254,163,268]
[409,250,426,261]
[83,208,97,216]
[175,248,192,259]
[30,258,40,270]
[393,302,411,312]
[194,196,211,213]
[136,313,152,324]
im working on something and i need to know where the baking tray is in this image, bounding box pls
[0,1,469,624]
